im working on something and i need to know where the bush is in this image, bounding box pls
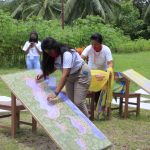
[0,12,149,67]
[115,39,150,53]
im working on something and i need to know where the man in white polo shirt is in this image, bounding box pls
[81,33,113,105]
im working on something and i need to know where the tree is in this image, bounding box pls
[64,0,121,23]
[133,0,150,18]
[116,1,150,39]
[144,3,150,24]
[10,0,61,19]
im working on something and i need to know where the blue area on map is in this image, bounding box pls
[59,93,106,140]
[47,76,107,140]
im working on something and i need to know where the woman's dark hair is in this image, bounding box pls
[29,31,38,43]
[90,33,103,44]
[41,37,71,78]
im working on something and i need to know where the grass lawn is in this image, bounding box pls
[0,51,150,150]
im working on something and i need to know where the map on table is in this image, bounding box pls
[0,70,112,150]
[123,69,150,94]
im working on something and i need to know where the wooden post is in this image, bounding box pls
[61,0,64,29]
[11,93,17,138]
[137,94,140,116]
[124,79,130,118]
[32,117,37,133]
[119,97,123,117]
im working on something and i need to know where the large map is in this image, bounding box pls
[1,70,112,150]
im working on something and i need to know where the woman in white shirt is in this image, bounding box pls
[36,37,91,117]
[22,31,42,69]
[81,33,113,106]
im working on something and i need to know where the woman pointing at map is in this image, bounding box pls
[36,37,91,118]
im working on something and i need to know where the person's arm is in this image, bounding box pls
[36,68,57,81]
[24,45,31,55]
[55,68,70,94]
[81,46,90,60]
[34,43,42,55]
[107,60,113,68]
[107,60,113,78]
[47,51,74,101]
[95,61,113,81]
[81,54,87,60]
[47,68,70,101]
[105,47,113,69]
[22,42,32,55]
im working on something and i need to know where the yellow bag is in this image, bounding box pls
[89,70,109,92]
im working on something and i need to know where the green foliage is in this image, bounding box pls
[116,1,150,39]
[2,0,61,20]
[133,0,150,24]
[0,12,149,67]
[64,0,121,24]
[115,39,150,53]
[144,3,150,24]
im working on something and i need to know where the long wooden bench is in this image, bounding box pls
[0,93,37,138]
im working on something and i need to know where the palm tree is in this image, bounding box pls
[144,3,150,24]
[64,0,121,23]
[11,0,61,19]
[133,0,150,24]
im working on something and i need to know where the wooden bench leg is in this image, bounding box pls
[124,97,128,118]
[11,93,17,138]
[136,95,140,116]
[119,98,123,117]
[32,117,37,133]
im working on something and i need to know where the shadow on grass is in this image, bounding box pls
[0,127,59,150]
